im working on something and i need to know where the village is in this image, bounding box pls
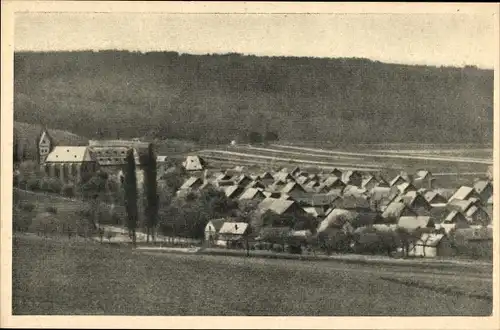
[12,128,494,260]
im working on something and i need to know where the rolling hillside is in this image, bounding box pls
[14,51,493,145]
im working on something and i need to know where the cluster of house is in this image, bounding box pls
[177,162,493,257]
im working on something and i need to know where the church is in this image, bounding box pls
[38,129,154,188]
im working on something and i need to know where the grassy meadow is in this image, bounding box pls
[12,235,492,316]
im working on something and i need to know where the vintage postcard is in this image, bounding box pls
[1,1,499,329]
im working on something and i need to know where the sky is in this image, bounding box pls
[14,12,495,68]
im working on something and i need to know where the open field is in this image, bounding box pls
[192,142,491,188]
[12,235,492,316]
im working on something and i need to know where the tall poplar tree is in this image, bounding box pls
[124,148,138,247]
[144,143,158,242]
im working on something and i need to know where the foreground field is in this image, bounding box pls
[12,235,492,316]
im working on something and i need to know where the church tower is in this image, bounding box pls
[37,128,53,164]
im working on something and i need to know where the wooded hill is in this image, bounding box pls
[14,51,493,144]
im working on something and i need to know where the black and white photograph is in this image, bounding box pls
[1,1,498,328]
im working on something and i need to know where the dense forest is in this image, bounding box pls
[14,51,493,144]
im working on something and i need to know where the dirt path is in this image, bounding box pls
[272,144,493,165]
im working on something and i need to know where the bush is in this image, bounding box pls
[45,206,58,214]
[61,183,76,198]
[26,176,42,191]
[18,201,36,212]
[40,177,63,194]
[271,244,284,252]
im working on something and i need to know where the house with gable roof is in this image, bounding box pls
[473,180,493,202]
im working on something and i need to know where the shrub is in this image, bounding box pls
[40,177,63,194]
[19,201,36,212]
[61,183,76,198]
[26,176,42,191]
[271,244,284,252]
[45,206,58,214]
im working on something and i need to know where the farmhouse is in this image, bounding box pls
[239,187,266,201]
[443,210,469,226]
[303,206,327,218]
[296,176,310,185]
[182,155,205,171]
[245,180,266,190]
[224,185,245,199]
[397,216,435,231]
[408,233,455,258]
[257,198,307,218]
[290,167,302,177]
[308,173,320,181]
[447,198,477,213]
[323,176,347,189]
[258,172,275,186]
[217,222,250,247]
[332,195,371,212]
[396,191,432,215]
[392,182,417,195]
[389,174,408,187]
[413,170,434,189]
[328,168,343,178]
[361,176,378,191]
[473,180,493,202]
[448,186,479,203]
[273,172,295,183]
[204,218,227,242]
[215,173,233,182]
[369,187,393,210]
[179,176,204,191]
[280,182,308,199]
[423,191,448,205]
[381,202,417,223]
[341,170,363,187]
[464,205,490,226]
[236,174,253,187]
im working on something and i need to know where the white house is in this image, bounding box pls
[182,155,205,171]
[408,233,455,258]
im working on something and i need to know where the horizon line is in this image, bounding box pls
[13,49,494,71]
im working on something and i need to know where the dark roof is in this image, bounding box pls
[333,195,371,210]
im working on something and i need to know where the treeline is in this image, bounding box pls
[14,50,494,144]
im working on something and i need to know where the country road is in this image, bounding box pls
[272,144,493,164]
